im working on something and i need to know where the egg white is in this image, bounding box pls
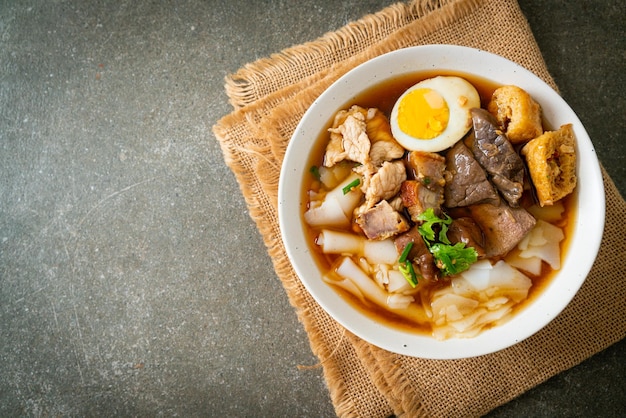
[390,76,480,152]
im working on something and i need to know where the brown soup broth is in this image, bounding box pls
[301,71,577,336]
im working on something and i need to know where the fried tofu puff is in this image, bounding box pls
[522,124,577,206]
[487,85,543,144]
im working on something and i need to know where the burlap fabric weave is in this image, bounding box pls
[212,0,626,416]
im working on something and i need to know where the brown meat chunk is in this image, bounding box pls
[361,160,406,209]
[447,217,486,258]
[467,202,536,258]
[325,106,405,168]
[400,180,443,221]
[325,107,371,167]
[401,151,446,220]
[365,108,405,166]
[394,226,439,282]
[356,200,410,240]
[469,108,525,207]
[444,141,500,207]
[406,151,446,189]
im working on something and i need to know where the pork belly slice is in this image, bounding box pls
[394,226,439,282]
[406,151,446,190]
[469,108,525,207]
[356,199,410,241]
[401,151,446,221]
[444,141,500,208]
[400,180,443,222]
[467,201,536,258]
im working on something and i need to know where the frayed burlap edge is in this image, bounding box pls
[224,0,485,110]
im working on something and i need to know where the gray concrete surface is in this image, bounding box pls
[1,0,623,416]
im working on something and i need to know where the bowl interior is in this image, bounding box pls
[278,45,605,359]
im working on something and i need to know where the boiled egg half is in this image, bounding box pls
[390,76,480,152]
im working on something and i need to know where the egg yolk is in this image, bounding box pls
[397,88,449,140]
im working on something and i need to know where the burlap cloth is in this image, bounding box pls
[212,0,626,416]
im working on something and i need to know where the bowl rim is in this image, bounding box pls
[277,44,605,359]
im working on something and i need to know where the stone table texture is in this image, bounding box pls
[1,0,624,417]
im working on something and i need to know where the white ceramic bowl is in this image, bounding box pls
[278,45,605,359]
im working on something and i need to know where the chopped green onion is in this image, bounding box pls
[399,260,418,288]
[398,242,418,287]
[342,178,360,195]
[309,165,321,180]
[398,242,413,264]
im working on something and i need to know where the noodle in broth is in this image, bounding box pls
[302,72,576,339]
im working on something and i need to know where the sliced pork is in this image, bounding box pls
[356,200,410,240]
[406,151,446,188]
[400,180,443,222]
[360,160,406,210]
[400,151,446,220]
[365,108,405,166]
[325,107,371,167]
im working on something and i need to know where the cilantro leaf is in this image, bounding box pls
[416,208,452,245]
[415,208,478,276]
[430,242,478,276]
